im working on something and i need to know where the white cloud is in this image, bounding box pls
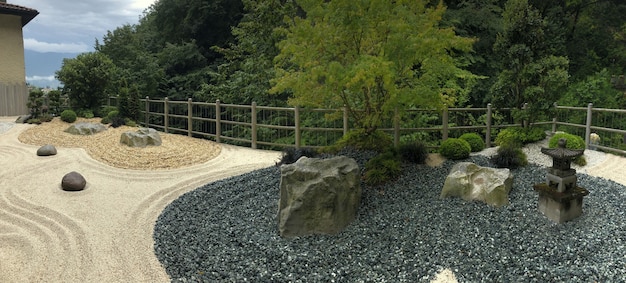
[26,75,56,81]
[24,38,90,53]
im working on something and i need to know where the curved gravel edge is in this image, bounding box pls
[154,150,626,282]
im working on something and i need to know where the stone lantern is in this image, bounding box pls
[533,138,589,223]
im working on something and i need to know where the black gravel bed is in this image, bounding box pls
[154,152,626,282]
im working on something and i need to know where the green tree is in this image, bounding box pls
[271,0,477,134]
[204,0,298,105]
[490,0,569,124]
[56,52,116,111]
[559,69,622,108]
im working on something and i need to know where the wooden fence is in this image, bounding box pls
[0,82,28,116]
[108,97,626,154]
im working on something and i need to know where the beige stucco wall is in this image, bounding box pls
[0,14,26,85]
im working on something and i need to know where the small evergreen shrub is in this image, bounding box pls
[39,114,53,123]
[60,110,77,123]
[364,150,402,185]
[459,133,485,152]
[124,118,137,127]
[495,127,546,147]
[102,110,120,124]
[439,138,471,160]
[276,147,318,166]
[325,129,393,153]
[110,116,126,128]
[99,106,118,118]
[77,109,94,118]
[398,140,429,164]
[491,144,528,169]
[548,132,587,166]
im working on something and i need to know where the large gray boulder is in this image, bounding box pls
[440,162,513,207]
[120,128,162,147]
[37,144,57,156]
[278,156,361,238]
[64,122,107,135]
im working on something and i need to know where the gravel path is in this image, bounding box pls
[154,148,626,282]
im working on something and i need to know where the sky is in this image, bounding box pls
[10,0,156,88]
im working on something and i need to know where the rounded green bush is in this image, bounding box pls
[364,150,402,185]
[548,132,587,166]
[398,140,429,164]
[459,133,485,152]
[60,110,77,123]
[491,144,528,169]
[439,138,471,160]
[548,132,585,149]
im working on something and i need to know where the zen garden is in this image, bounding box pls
[6,0,626,282]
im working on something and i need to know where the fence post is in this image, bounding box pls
[343,106,348,136]
[295,105,301,149]
[187,98,193,137]
[442,107,449,141]
[164,97,169,133]
[552,102,558,133]
[585,103,593,149]
[251,102,257,149]
[145,96,149,127]
[215,100,221,143]
[393,107,399,147]
[486,103,492,147]
[522,103,528,128]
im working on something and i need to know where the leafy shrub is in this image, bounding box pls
[459,133,485,152]
[26,118,41,124]
[99,106,118,118]
[548,132,587,166]
[276,147,318,166]
[39,114,53,122]
[124,118,137,127]
[77,109,94,118]
[398,140,429,164]
[491,144,528,169]
[110,116,126,128]
[60,110,77,123]
[495,127,546,147]
[439,138,471,160]
[102,110,120,124]
[364,150,402,185]
[325,129,393,153]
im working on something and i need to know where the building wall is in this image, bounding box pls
[0,13,26,85]
[0,13,28,116]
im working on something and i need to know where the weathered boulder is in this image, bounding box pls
[15,115,31,123]
[64,122,107,135]
[120,128,162,147]
[440,162,513,207]
[61,171,86,191]
[278,156,361,238]
[37,144,57,156]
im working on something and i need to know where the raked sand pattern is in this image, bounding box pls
[0,118,282,282]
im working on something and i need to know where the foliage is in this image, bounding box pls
[491,144,528,168]
[27,89,45,118]
[77,109,94,118]
[110,116,126,128]
[101,110,120,124]
[494,127,546,146]
[276,147,318,166]
[60,110,77,123]
[439,138,471,160]
[271,0,478,134]
[548,132,587,166]
[325,129,394,153]
[99,106,118,118]
[559,69,623,108]
[398,141,429,164]
[117,86,141,121]
[364,150,402,186]
[46,90,63,116]
[459,132,485,152]
[56,52,116,112]
[489,0,569,125]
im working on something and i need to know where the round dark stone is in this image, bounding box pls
[37,144,57,156]
[61,171,87,191]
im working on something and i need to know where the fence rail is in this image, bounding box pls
[108,97,626,155]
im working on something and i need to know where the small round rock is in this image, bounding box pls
[37,144,57,156]
[61,171,87,191]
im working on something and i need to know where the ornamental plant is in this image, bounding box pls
[440,138,471,160]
